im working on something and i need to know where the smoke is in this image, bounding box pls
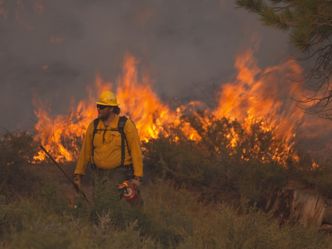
[0,0,292,130]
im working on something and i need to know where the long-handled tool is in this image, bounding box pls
[40,145,90,204]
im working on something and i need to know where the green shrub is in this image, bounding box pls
[141,180,332,249]
[0,132,39,196]
[36,181,71,214]
[144,135,288,207]
[1,179,332,249]
[140,180,195,247]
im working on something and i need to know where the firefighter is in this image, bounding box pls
[73,90,143,205]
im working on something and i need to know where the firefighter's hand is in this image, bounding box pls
[130,176,142,188]
[73,174,82,190]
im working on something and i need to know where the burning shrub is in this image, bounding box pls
[32,50,308,168]
[184,112,299,165]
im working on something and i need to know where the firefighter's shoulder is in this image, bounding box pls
[85,119,99,136]
[123,117,138,132]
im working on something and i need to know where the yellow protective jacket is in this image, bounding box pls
[74,115,143,177]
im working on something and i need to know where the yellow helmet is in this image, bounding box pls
[96,90,118,106]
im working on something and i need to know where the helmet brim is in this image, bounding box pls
[96,101,119,107]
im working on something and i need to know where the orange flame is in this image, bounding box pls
[213,50,305,164]
[33,50,310,166]
[117,54,200,142]
[33,54,200,162]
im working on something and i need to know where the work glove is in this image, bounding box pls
[73,174,82,190]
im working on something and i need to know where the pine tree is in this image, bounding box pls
[237,0,332,118]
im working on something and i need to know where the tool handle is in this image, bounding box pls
[39,145,90,203]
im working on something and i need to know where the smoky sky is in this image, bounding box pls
[0,0,292,131]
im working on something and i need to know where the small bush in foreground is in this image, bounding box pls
[0,132,39,196]
[1,180,332,249]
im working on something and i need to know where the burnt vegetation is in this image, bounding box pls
[1,116,332,248]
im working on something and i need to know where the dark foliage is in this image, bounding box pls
[237,0,332,118]
[0,132,40,196]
